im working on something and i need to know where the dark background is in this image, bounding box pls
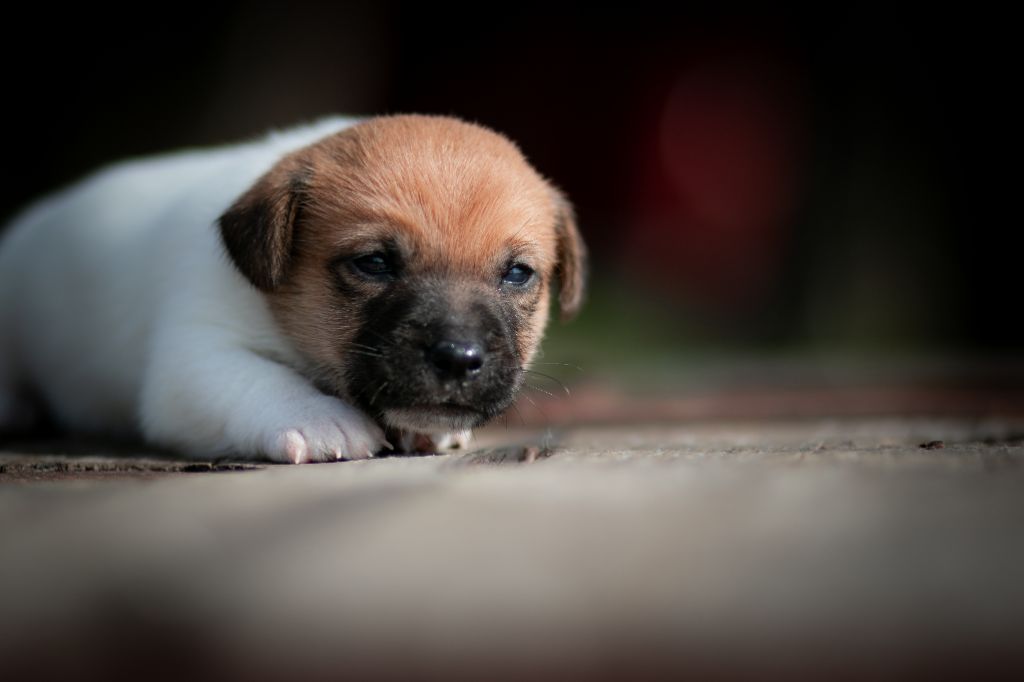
[3,4,1020,372]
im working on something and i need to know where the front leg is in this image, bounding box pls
[139,339,387,463]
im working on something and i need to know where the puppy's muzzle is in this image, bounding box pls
[346,284,523,432]
[428,339,485,380]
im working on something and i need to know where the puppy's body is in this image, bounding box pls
[0,116,583,462]
[0,118,352,438]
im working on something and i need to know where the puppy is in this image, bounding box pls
[0,115,585,463]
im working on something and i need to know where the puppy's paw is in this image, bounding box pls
[389,429,472,454]
[261,396,388,464]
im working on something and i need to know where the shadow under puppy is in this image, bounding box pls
[0,116,585,463]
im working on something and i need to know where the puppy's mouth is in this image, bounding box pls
[381,403,486,432]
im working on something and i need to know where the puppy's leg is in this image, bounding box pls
[140,340,388,463]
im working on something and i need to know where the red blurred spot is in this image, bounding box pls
[628,46,804,309]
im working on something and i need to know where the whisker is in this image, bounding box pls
[368,381,389,406]
[519,392,550,426]
[521,369,571,396]
[361,328,395,346]
[524,382,557,400]
[346,349,384,358]
[527,362,584,372]
[350,342,385,353]
[507,218,535,246]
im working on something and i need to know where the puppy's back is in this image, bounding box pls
[0,116,357,434]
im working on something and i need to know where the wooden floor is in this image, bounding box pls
[3,407,1023,680]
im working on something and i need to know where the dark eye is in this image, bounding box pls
[502,263,534,286]
[350,252,396,279]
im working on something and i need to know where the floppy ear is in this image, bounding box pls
[551,188,587,321]
[218,158,306,291]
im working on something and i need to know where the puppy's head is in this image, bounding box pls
[219,115,585,435]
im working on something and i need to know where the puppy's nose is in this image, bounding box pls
[428,340,485,379]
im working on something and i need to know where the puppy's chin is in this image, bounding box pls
[381,405,487,433]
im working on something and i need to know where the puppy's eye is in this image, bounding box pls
[350,252,396,279]
[501,263,534,286]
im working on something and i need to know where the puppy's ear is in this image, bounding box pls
[551,188,587,321]
[219,157,307,291]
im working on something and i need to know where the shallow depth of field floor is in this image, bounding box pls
[2,388,1024,680]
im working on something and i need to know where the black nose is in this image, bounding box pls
[428,340,485,379]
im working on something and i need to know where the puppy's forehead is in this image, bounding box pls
[303,116,558,268]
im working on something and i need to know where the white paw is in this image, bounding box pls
[261,395,389,464]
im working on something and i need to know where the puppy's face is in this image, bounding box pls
[220,116,585,436]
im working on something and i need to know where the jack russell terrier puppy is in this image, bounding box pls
[0,115,585,463]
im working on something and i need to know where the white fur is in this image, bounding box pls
[0,117,391,463]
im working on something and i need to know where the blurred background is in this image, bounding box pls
[2,9,1023,677]
[3,3,1020,413]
